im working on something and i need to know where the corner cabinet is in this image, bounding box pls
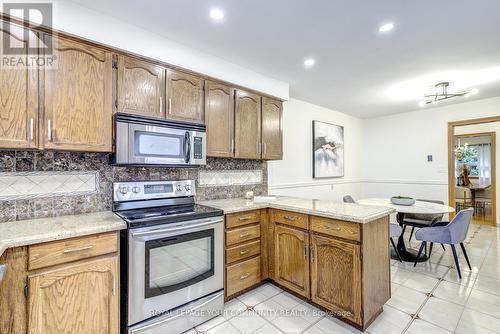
[28,256,119,334]
[234,89,261,159]
[261,97,283,160]
[205,81,234,157]
[274,225,310,298]
[0,24,39,149]
[41,35,113,152]
[116,55,165,118]
[166,69,204,123]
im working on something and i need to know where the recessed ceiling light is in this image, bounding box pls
[379,23,394,33]
[418,101,426,107]
[210,8,224,21]
[303,58,315,68]
[470,88,479,95]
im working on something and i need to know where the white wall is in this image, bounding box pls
[362,96,500,223]
[6,1,289,100]
[268,98,364,201]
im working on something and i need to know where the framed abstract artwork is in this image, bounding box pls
[312,121,344,178]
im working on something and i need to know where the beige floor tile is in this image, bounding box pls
[229,310,268,334]
[238,290,269,307]
[456,308,500,334]
[443,268,477,287]
[390,266,414,284]
[432,280,472,305]
[418,296,464,331]
[291,302,324,324]
[223,298,248,320]
[314,316,356,334]
[365,305,411,334]
[196,315,227,332]
[467,289,500,318]
[406,319,452,334]
[386,285,427,314]
[272,315,313,334]
[206,321,241,334]
[473,274,500,296]
[270,292,303,310]
[402,272,440,293]
[253,299,287,321]
[252,323,283,334]
[254,283,283,299]
[410,262,450,279]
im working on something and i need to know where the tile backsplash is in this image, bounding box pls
[0,150,267,223]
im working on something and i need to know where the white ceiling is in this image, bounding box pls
[68,0,500,118]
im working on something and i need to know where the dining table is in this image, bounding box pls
[357,198,455,262]
[467,182,491,213]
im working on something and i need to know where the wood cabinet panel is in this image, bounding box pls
[311,234,362,325]
[28,255,119,334]
[310,216,360,242]
[0,247,28,334]
[117,56,165,118]
[42,35,113,152]
[234,90,261,159]
[205,80,234,157]
[226,240,261,265]
[274,225,310,297]
[273,209,309,230]
[166,69,204,123]
[0,25,38,149]
[226,210,261,229]
[28,232,118,271]
[226,225,260,246]
[226,257,261,297]
[261,97,282,160]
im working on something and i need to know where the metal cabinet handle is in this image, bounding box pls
[303,245,308,260]
[240,249,250,255]
[240,272,251,280]
[47,119,52,141]
[263,142,267,156]
[0,264,6,284]
[239,233,251,238]
[324,224,341,231]
[231,139,235,154]
[168,98,172,114]
[311,246,315,262]
[29,118,34,141]
[239,216,251,221]
[284,216,297,221]
[62,245,93,254]
[159,97,163,112]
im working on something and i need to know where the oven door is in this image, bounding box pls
[128,216,223,326]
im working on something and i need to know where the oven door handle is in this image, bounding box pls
[184,131,191,163]
[129,290,223,333]
[130,219,222,237]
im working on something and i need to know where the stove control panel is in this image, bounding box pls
[113,180,195,202]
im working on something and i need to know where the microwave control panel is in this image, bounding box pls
[194,137,203,159]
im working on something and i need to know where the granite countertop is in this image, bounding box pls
[0,211,126,258]
[198,196,395,224]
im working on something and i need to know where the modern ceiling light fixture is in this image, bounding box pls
[419,82,478,106]
[303,58,315,68]
[379,22,394,33]
[209,8,224,21]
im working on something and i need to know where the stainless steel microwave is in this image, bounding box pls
[113,113,206,166]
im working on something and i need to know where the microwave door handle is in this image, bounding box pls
[184,131,191,163]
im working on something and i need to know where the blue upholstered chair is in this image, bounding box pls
[414,208,474,278]
[343,195,402,261]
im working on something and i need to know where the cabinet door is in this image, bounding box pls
[311,234,362,325]
[234,90,261,159]
[0,25,38,149]
[205,80,234,157]
[28,256,119,334]
[166,69,204,123]
[274,225,310,297]
[261,97,282,160]
[42,35,113,152]
[117,56,165,118]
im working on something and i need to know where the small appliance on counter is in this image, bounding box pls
[113,180,224,334]
[113,113,206,167]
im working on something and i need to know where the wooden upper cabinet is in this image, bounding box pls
[234,90,261,159]
[310,234,362,325]
[261,97,283,160]
[42,35,113,152]
[117,56,165,118]
[0,25,38,149]
[166,69,204,123]
[274,225,310,298]
[205,80,234,157]
[28,256,119,334]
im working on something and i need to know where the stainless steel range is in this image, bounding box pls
[113,180,224,334]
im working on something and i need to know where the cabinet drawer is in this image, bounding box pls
[310,216,360,242]
[273,210,308,229]
[226,210,261,229]
[28,232,118,270]
[226,225,260,246]
[226,257,261,296]
[226,240,261,264]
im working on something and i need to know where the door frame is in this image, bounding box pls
[448,116,499,225]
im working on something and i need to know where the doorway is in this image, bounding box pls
[448,116,499,226]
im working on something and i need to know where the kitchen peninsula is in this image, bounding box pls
[199,196,395,330]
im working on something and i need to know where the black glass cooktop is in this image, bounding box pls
[115,204,223,229]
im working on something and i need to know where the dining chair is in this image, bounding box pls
[413,208,474,279]
[475,188,492,216]
[343,195,402,261]
[455,186,473,211]
[404,199,445,251]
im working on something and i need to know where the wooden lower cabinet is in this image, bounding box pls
[310,234,362,325]
[274,225,310,298]
[28,255,119,334]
